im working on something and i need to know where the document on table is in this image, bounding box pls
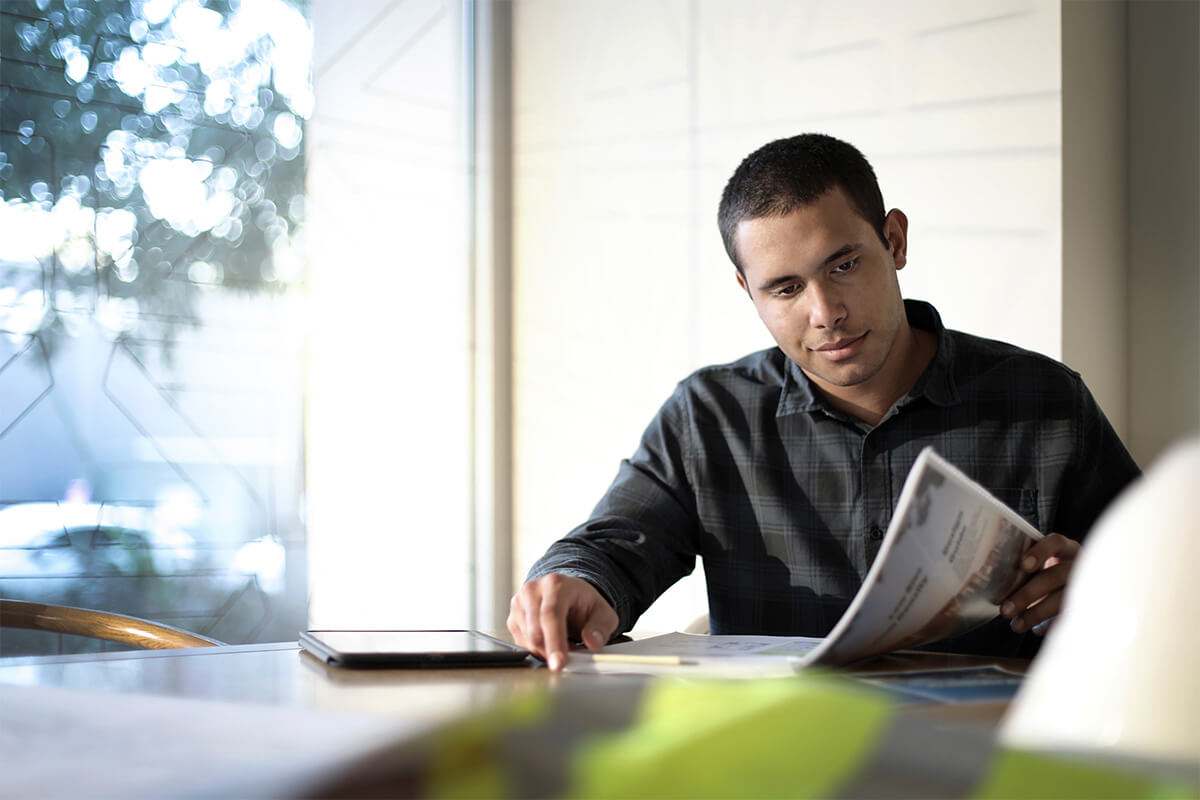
[566,632,824,677]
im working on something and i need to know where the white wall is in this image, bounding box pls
[1061,0,1129,438]
[1061,0,1200,463]
[1127,0,1200,467]
[512,0,1064,631]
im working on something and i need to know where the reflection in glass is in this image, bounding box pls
[0,0,310,654]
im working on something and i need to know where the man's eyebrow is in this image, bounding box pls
[754,243,862,292]
[756,273,802,292]
[822,243,860,266]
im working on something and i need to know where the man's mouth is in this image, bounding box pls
[811,332,867,361]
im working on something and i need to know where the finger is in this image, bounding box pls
[508,591,544,657]
[506,596,524,644]
[1010,590,1064,633]
[1001,561,1071,618]
[538,585,571,671]
[577,603,619,651]
[1020,533,1079,573]
[519,588,550,660]
[1030,617,1055,636]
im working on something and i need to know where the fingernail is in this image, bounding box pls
[1010,617,1026,633]
[1000,602,1014,617]
[549,652,564,671]
[1023,556,1037,571]
[588,629,604,646]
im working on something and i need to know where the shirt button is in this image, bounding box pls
[868,527,884,542]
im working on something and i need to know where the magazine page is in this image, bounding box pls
[796,447,1043,667]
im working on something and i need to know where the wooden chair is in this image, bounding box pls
[0,599,224,650]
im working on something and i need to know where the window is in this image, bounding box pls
[304,0,484,630]
[0,0,311,653]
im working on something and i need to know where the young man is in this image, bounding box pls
[508,134,1140,671]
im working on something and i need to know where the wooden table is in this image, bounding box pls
[0,640,1032,797]
[0,642,557,797]
[0,641,556,721]
[0,639,1027,715]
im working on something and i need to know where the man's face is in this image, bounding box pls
[733,187,910,394]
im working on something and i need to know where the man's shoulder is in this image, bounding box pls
[947,329,1083,390]
[681,347,791,390]
[657,348,790,419]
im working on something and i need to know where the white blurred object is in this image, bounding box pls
[232,536,286,594]
[1000,435,1200,766]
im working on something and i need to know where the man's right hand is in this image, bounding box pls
[506,573,619,671]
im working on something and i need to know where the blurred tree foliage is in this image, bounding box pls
[0,0,309,357]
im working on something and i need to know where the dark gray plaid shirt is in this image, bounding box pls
[529,301,1140,657]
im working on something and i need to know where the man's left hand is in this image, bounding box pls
[999,533,1081,636]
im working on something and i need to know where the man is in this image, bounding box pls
[508,133,1140,671]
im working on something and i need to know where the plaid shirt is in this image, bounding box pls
[529,301,1140,656]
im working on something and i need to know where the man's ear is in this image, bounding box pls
[884,208,909,270]
[735,269,751,296]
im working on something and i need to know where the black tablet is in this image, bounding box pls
[298,629,532,668]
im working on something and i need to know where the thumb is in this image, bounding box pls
[578,608,618,651]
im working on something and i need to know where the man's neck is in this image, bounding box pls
[811,325,938,427]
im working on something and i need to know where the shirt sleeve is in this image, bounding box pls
[1054,378,1142,541]
[525,384,701,635]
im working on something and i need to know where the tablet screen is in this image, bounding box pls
[299,629,531,667]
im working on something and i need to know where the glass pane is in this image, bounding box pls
[304,0,474,630]
[0,0,310,654]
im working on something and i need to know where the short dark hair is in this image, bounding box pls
[718,133,888,274]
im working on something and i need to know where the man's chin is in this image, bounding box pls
[797,361,874,389]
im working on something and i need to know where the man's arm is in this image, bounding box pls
[1002,379,1140,637]
[1053,379,1142,540]
[507,385,703,670]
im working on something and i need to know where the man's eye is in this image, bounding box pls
[832,257,859,274]
[771,284,800,298]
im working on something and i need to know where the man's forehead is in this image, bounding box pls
[736,196,865,251]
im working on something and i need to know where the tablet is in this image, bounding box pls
[298,629,532,668]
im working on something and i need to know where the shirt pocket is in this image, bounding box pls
[989,486,1041,533]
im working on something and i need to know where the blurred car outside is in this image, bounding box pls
[0,500,283,655]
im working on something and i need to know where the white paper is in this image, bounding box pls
[800,447,1042,667]
[566,632,823,677]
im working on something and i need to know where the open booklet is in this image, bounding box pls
[568,447,1043,676]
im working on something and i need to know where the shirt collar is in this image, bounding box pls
[776,299,961,418]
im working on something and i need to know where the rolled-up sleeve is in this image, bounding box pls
[527,385,700,634]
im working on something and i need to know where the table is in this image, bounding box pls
[0,642,1188,799]
[0,639,1027,719]
[0,642,560,798]
[0,641,553,722]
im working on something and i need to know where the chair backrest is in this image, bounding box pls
[0,599,223,649]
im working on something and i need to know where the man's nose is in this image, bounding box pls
[807,282,846,329]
